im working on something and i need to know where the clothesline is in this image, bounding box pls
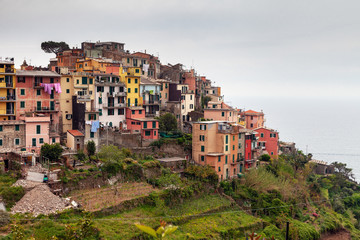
[40,83,62,94]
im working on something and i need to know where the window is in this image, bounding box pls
[32,138,36,147]
[152,121,156,128]
[66,114,72,120]
[135,88,138,93]
[108,109,114,115]
[15,138,20,145]
[218,167,221,172]
[238,134,241,139]
[15,125,19,131]
[82,77,87,84]
[0,139,2,146]
[221,112,225,117]
[190,104,193,109]
[37,89,41,95]
[200,124,207,130]
[154,131,157,136]
[132,110,135,115]
[261,133,264,138]
[273,133,276,138]
[99,109,102,116]
[128,88,131,93]
[218,156,221,162]
[201,146,205,152]
[99,97,102,104]
[144,122,147,129]
[139,110,142,114]
[199,135,205,141]
[88,114,96,120]
[0,126,2,131]
[127,58,130,63]
[135,79,138,84]
[271,152,274,155]
[238,143,241,149]
[225,135,228,144]
[128,79,131,84]
[76,79,79,84]
[145,130,151,136]
[39,138,44,144]
[50,78,54,83]
[250,123,253,128]
[225,145,228,151]
[50,101,55,110]
[233,155,235,162]
[233,145,235,150]
[90,132,94,138]
[201,156,205,161]
[190,95,192,100]
[89,78,93,84]
[66,89,70,93]
[20,89,25,95]
[233,136,235,141]
[225,155,228,164]
[66,78,70,82]
[128,99,131,107]
[118,109,124,115]
[251,116,253,120]
[20,101,25,108]
[36,125,41,134]
[135,69,140,73]
[52,138,56,143]
[17,77,25,83]
[182,105,184,109]
[37,101,41,110]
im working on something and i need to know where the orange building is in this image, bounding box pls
[204,102,237,122]
[192,121,242,181]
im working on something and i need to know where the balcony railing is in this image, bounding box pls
[78,95,91,101]
[143,100,160,105]
[0,82,13,88]
[35,107,57,112]
[0,95,16,101]
[115,92,126,97]
[0,109,15,115]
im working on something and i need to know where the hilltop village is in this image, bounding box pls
[1,41,355,240]
[0,41,295,180]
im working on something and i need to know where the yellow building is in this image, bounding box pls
[59,74,74,133]
[122,67,142,107]
[76,58,115,73]
[0,58,16,120]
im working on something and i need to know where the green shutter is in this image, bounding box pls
[15,125,19,131]
[36,125,41,134]
[32,138,36,147]
[0,139,2,146]
[144,122,147,129]
[0,126,2,131]
[152,121,156,128]
[82,77,87,84]
[37,101,41,111]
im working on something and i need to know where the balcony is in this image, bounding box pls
[78,95,91,102]
[103,103,125,108]
[34,82,43,88]
[0,68,15,74]
[0,109,15,115]
[115,92,126,97]
[0,95,16,102]
[35,107,58,112]
[0,82,14,88]
[143,100,160,106]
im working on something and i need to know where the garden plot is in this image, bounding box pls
[69,182,158,212]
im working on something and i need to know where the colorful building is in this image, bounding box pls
[94,73,126,128]
[140,77,160,117]
[23,116,51,154]
[254,127,279,157]
[123,67,141,107]
[242,110,265,129]
[244,129,258,169]
[0,120,26,150]
[177,84,195,123]
[204,102,237,122]
[15,70,62,143]
[156,79,170,109]
[59,74,74,134]
[125,107,159,140]
[0,58,16,120]
[192,121,242,181]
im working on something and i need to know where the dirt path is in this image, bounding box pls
[69,182,158,212]
[319,229,351,240]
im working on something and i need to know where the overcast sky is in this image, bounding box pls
[1,0,359,99]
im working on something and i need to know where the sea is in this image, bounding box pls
[228,96,360,181]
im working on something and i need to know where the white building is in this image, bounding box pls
[177,84,195,122]
[94,74,127,129]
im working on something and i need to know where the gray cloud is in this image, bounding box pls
[1,0,359,98]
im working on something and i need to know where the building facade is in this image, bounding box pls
[0,58,16,120]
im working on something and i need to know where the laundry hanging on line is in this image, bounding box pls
[40,83,62,94]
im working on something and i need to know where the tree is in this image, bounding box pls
[259,154,271,162]
[332,161,355,183]
[40,143,63,161]
[201,95,212,109]
[86,141,96,157]
[158,113,178,132]
[41,41,70,54]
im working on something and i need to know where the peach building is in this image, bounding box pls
[23,116,51,154]
[242,110,265,129]
[204,102,237,122]
[125,107,159,140]
[192,121,242,181]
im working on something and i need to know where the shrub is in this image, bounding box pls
[1,186,25,208]
[259,154,271,162]
[0,210,10,227]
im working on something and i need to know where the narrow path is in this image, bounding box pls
[319,229,351,240]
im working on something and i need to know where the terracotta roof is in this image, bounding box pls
[16,70,61,77]
[245,110,264,115]
[67,130,84,137]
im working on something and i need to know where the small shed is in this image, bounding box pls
[157,157,187,172]
[66,130,85,151]
[309,159,334,175]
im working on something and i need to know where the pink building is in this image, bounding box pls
[242,110,265,129]
[23,116,51,154]
[16,70,62,143]
[125,107,159,140]
[254,127,279,157]
[204,102,237,122]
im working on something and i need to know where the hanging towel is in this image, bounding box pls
[91,120,100,132]
[142,64,149,73]
[85,121,92,125]
[54,83,62,93]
